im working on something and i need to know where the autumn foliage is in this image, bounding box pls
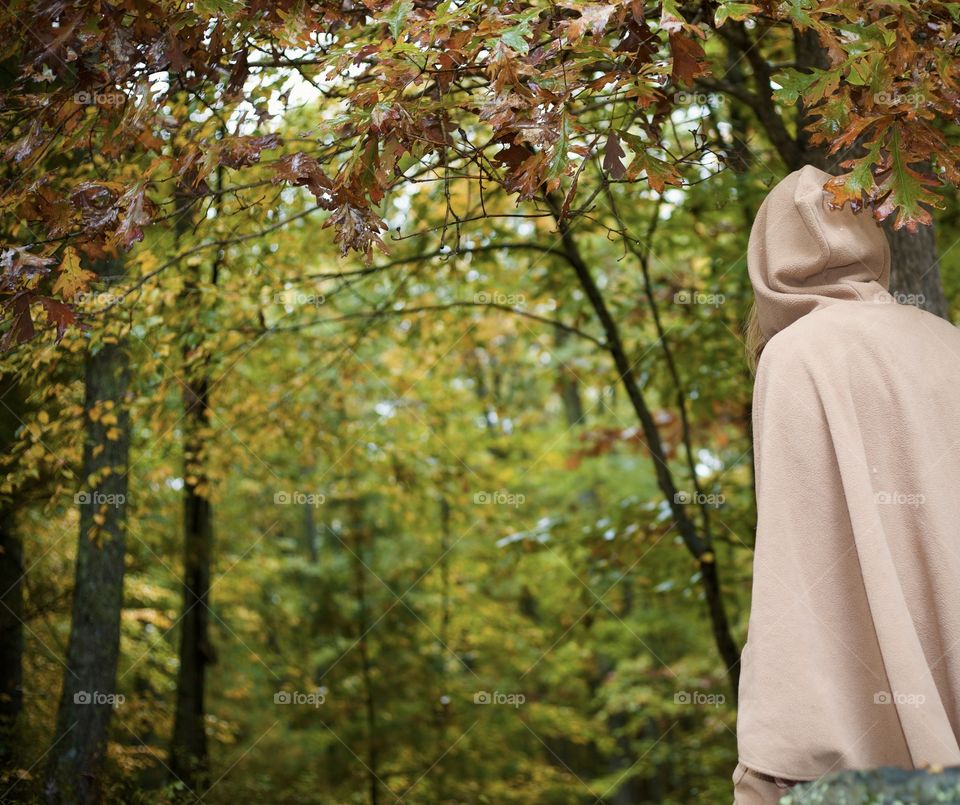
[0,1,957,346]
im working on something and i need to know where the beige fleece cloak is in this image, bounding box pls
[737,165,960,781]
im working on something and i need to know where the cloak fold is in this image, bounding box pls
[737,165,960,780]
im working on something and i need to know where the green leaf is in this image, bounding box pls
[846,53,879,87]
[384,0,414,42]
[547,115,573,180]
[771,68,818,104]
[714,2,760,27]
[498,9,539,54]
[500,26,530,54]
[878,129,941,229]
[781,0,814,27]
[824,139,882,207]
[194,0,243,13]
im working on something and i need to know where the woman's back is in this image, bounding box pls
[738,166,960,783]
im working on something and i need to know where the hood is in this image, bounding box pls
[747,164,891,341]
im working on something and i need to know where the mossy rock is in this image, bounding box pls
[780,766,960,804]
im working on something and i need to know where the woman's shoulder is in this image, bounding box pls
[758,299,960,378]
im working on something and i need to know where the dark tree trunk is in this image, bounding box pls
[45,257,131,805]
[0,506,22,768]
[554,328,586,427]
[793,28,831,171]
[882,219,948,318]
[170,375,215,788]
[719,24,949,320]
[0,374,25,770]
[170,178,217,787]
[553,327,602,513]
[302,467,319,564]
[349,503,380,805]
[791,29,948,319]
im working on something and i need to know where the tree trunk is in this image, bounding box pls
[554,328,586,427]
[791,28,948,319]
[0,373,25,770]
[349,502,380,805]
[882,219,948,318]
[0,506,22,769]
[45,257,131,805]
[170,375,215,788]
[302,466,319,564]
[170,177,217,787]
[721,24,949,320]
[792,29,831,172]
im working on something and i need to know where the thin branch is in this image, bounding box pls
[236,301,607,347]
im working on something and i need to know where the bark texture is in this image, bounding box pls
[0,374,25,768]
[170,375,215,787]
[45,257,131,804]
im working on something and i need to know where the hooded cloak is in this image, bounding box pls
[737,165,960,781]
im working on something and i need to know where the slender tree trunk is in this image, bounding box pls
[0,506,22,768]
[0,374,25,770]
[792,29,832,172]
[170,374,215,787]
[350,505,379,805]
[170,179,217,787]
[554,328,586,427]
[432,495,452,802]
[45,257,131,804]
[302,466,319,564]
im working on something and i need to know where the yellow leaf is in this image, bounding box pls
[51,247,96,301]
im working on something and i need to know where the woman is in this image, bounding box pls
[733,165,960,803]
